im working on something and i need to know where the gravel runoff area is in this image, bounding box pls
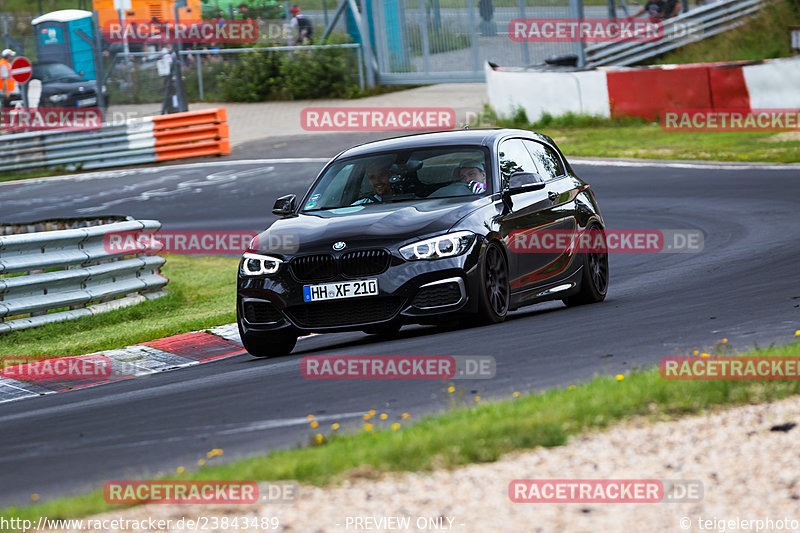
[45,394,800,533]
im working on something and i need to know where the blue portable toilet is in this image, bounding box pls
[31,10,97,81]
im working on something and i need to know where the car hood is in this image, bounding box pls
[39,79,96,92]
[252,197,488,255]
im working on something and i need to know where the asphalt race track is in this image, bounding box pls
[1,147,798,508]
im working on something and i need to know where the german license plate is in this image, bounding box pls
[303,279,378,302]
[77,97,96,107]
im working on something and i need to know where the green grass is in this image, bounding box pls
[0,255,239,357]
[4,339,800,524]
[0,168,61,183]
[552,125,800,163]
[659,0,800,64]
[0,0,84,13]
[473,107,800,163]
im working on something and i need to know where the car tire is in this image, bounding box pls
[563,225,609,307]
[240,330,298,358]
[472,242,510,324]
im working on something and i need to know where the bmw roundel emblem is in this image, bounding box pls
[333,241,346,251]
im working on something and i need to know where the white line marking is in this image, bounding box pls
[0,380,38,393]
[0,159,330,187]
[570,158,800,171]
[5,156,797,189]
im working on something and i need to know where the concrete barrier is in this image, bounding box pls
[486,57,800,122]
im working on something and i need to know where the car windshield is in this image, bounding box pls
[33,63,82,82]
[302,147,491,211]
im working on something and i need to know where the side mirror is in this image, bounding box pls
[507,172,546,192]
[272,194,296,215]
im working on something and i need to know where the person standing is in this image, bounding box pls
[289,6,314,45]
[628,0,666,22]
[0,49,17,107]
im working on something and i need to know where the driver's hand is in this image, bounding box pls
[468,181,486,194]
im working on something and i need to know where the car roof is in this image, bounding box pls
[336,128,555,159]
[33,62,74,67]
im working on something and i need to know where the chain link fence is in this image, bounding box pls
[1,0,710,113]
[375,0,632,82]
[103,43,362,112]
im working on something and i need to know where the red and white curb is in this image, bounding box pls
[0,324,314,404]
[486,56,800,122]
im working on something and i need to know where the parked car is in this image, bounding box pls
[31,62,101,108]
[237,129,609,357]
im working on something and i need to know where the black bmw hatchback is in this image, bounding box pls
[237,129,609,357]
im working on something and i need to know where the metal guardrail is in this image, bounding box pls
[1,216,131,236]
[0,219,169,333]
[585,0,767,66]
[0,108,230,174]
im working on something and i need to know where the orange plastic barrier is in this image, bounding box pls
[152,108,228,131]
[151,108,230,162]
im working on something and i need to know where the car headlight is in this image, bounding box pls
[48,94,68,103]
[399,231,476,261]
[240,252,283,276]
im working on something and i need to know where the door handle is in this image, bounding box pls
[548,191,559,201]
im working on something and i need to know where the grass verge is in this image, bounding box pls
[0,255,239,357]
[474,108,800,163]
[4,339,800,523]
[659,0,800,64]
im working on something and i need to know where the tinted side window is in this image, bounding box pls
[498,139,539,189]
[524,140,565,180]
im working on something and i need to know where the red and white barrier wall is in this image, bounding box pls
[486,56,800,122]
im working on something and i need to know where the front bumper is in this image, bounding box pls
[237,243,482,335]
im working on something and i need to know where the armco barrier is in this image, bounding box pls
[0,219,169,333]
[1,216,131,236]
[585,0,767,66]
[486,56,800,122]
[0,108,230,174]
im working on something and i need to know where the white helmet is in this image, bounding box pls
[1,49,15,58]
